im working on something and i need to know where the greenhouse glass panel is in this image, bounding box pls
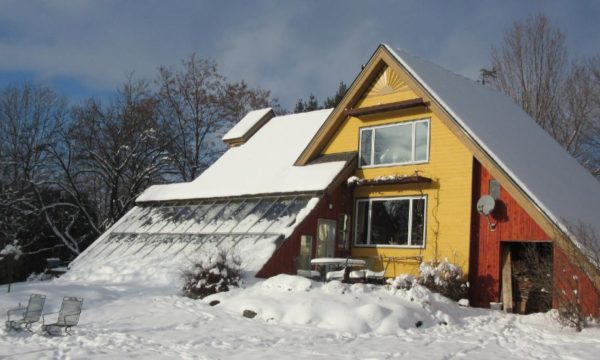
[169,202,212,233]
[159,205,196,233]
[135,205,171,233]
[248,198,294,233]
[230,198,276,233]
[216,199,261,233]
[111,207,145,233]
[184,202,228,233]
[266,197,311,233]
[112,207,153,233]
[201,200,245,233]
[141,234,180,257]
[144,205,185,233]
[119,234,152,257]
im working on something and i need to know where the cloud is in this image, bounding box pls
[0,0,597,108]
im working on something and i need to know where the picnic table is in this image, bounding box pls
[310,258,366,281]
[310,258,366,266]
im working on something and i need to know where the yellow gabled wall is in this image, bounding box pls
[322,66,474,278]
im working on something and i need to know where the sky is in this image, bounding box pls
[0,0,599,110]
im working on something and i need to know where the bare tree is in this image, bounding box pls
[490,14,600,177]
[156,55,271,181]
[68,78,171,226]
[0,83,69,252]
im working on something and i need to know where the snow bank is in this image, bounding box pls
[2,278,599,359]
[62,235,278,287]
[205,274,463,334]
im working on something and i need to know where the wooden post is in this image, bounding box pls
[501,246,514,312]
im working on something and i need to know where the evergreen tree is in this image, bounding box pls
[323,81,348,108]
[293,81,348,113]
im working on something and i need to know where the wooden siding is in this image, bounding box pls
[470,161,600,315]
[321,72,474,278]
[256,184,353,278]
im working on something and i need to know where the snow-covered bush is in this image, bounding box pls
[387,274,417,289]
[388,259,468,301]
[181,250,242,299]
[26,272,54,282]
[418,259,468,301]
[0,240,23,260]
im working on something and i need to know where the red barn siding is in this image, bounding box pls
[470,160,600,316]
[554,247,600,317]
[256,184,353,278]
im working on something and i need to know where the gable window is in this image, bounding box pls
[355,196,426,247]
[359,119,430,167]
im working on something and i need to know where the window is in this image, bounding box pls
[359,119,429,167]
[300,235,312,257]
[338,213,349,250]
[354,196,426,247]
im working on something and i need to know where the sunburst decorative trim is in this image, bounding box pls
[366,67,409,97]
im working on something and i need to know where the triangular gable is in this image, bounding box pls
[296,44,600,288]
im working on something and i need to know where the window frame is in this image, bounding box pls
[358,118,430,168]
[353,195,427,249]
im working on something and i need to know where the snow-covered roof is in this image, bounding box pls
[384,44,600,250]
[222,107,274,143]
[137,109,347,202]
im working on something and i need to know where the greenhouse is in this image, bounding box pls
[66,195,320,284]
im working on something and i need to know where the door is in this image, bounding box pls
[317,219,336,258]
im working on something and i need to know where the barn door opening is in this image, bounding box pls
[501,242,553,314]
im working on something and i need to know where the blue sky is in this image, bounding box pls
[0,0,599,109]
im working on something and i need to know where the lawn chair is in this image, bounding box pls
[5,294,46,331]
[41,297,83,335]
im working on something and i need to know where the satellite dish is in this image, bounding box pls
[477,195,496,216]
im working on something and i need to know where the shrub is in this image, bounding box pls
[387,274,417,290]
[182,250,242,299]
[387,259,469,301]
[418,259,468,301]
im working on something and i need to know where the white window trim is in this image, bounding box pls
[353,195,427,249]
[359,119,430,168]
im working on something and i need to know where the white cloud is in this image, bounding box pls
[0,0,596,108]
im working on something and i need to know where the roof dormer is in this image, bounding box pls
[222,108,275,146]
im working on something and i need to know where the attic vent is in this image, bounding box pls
[222,108,275,146]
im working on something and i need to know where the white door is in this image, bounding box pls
[317,219,336,258]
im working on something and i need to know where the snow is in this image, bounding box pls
[222,107,274,142]
[66,196,320,285]
[0,240,22,260]
[64,231,278,286]
[137,109,347,202]
[2,277,600,359]
[385,44,600,256]
[310,258,366,266]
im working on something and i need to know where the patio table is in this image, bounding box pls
[310,258,366,281]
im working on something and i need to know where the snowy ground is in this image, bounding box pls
[1,276,599,360]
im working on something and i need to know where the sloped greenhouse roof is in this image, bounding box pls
[66,195,319,285]
[137,109,347,202]
[384,44,600,253]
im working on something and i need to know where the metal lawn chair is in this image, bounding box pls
[5,293,46,331]
[41,296,83,335]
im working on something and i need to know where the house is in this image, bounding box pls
[69,44,600,316]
